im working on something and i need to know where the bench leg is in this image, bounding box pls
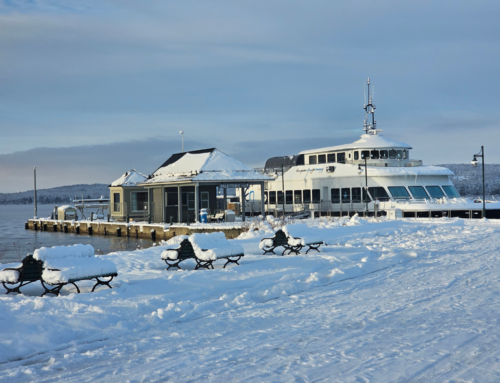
[223,255,243,268]
[283,245,301,255]
[195,260,214,270]
[91,276,114,292]
[2,280,33,294]
[40,280,64,297]
[306,244,322,254]
[165,259,182,270]
[262,247,276,255]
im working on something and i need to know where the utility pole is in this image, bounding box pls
[34,167,37,218]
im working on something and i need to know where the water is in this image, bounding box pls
[0,205,156,264]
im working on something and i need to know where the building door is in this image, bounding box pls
[153,188,162,222]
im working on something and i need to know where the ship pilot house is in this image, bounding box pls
[111,148,272,223]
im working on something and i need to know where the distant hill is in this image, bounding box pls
[0,184,109,205]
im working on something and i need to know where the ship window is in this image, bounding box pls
[388,187,411,200]
[361,150,370,160]
[408,186,428,199]
[296,154,305,166]
[303,190,311,203]
[269,191,276,204]
[352,188,361,203]
[331,188,340,203]
[371,150,379,159]
[337,153,346,164]
[286,191,293,204]
[318,154,326,164]
[341,188,350,203]
[380,150,388,159]
[442,186,460,198]
[309,155,317,165]
[348,153,351,159]
[368,187,391,201]
[426,186,445,198]
[312,189,321,203]
[294,190,302,204]
[389,150,397,159]
[354,151,359,160]
[403,150,407,159]
[277,191,284,204]
[397,150,403,159]
[327,153,336,163]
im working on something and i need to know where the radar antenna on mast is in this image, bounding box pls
[363,77,381,135]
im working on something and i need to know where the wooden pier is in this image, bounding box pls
[26,219,244,241]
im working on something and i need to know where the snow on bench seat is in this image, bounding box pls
[161,235,189,260]
[33,244,117,284]
[283,224,324,246]
[0,263,22,283]
[189,232,244,261]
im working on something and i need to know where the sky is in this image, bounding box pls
[0,0,499,192]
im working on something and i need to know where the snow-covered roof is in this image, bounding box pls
[300,134,412,155]
[143,148,272,184]
[367,165,453,177]
[111,169,148,187]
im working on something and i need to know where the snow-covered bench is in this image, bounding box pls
[283,224,324,254]
[259,229,297,255]
[0,244,118,296]
[161,232,244,270]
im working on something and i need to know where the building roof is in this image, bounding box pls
[143,148,272,185]
[300,133,412,155]
[110,169,148,187]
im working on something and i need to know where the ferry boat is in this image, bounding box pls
[246,79,500,219]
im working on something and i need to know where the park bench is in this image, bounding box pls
[161,232,244,270]
[0,245,118,296]
[283,224,324,254]
[259,229,299,255]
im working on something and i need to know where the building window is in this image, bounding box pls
[294,190,302,204]
[331,188,340,203]
[113,193,121,212]
[286,190,293,204]
[337,153,346,164]
[318,154,326,164]
[167,192,178,206]
[131,192,148,211]
[312,189,320,203]
[269,191,276,204]
[341,188,350,203]
[187,192,195,210]
[354,151,359,160]
[352,188,361,203]
[201,191,209,209]
[309,155,317,165]
[303,190,311,203]
[327,153,336,163]
[277,191,284,204]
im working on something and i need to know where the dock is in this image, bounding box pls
[26,219,244,241]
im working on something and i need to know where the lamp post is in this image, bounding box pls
[179,131,184,152]
[357,155,368,215]
[471,146,486,218]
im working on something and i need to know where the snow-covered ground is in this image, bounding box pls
[2,216,500,382]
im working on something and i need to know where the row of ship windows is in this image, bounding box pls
[265,185,459,204]
[308,149,408,165]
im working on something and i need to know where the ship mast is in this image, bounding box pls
[363,78,380,135]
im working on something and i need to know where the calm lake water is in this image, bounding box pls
[0,204,155,264]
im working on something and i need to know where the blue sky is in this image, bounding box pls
[0,0,499,192]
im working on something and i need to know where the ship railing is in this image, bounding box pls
[345,159,423,167]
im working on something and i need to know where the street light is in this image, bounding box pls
[179,131,184,152]
[471,146,486,218]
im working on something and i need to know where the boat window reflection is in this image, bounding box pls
[341,188,350,203]
[352,188,361,203]
[354,151,359,160]
[269,191,276,204]
[303,190,311,203]
[408,186,428,199]
[361,151,369,160]
[380,150,388,159]
[294,190,302,204]
[312,189,321,203]
[426,186,445,198]
[277,191,284,204]
[389,150,396,159]
[331,188,340,203]
[368,187,391,201]
[442,186,460,198]
[309,155,317,165]
[337,153,346,164]
[318,154,326,164]
[286,191,293,204]
[397,150,403,159]
[327,153,336,163]
[388,187,411,200]
[371,150,379,159]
